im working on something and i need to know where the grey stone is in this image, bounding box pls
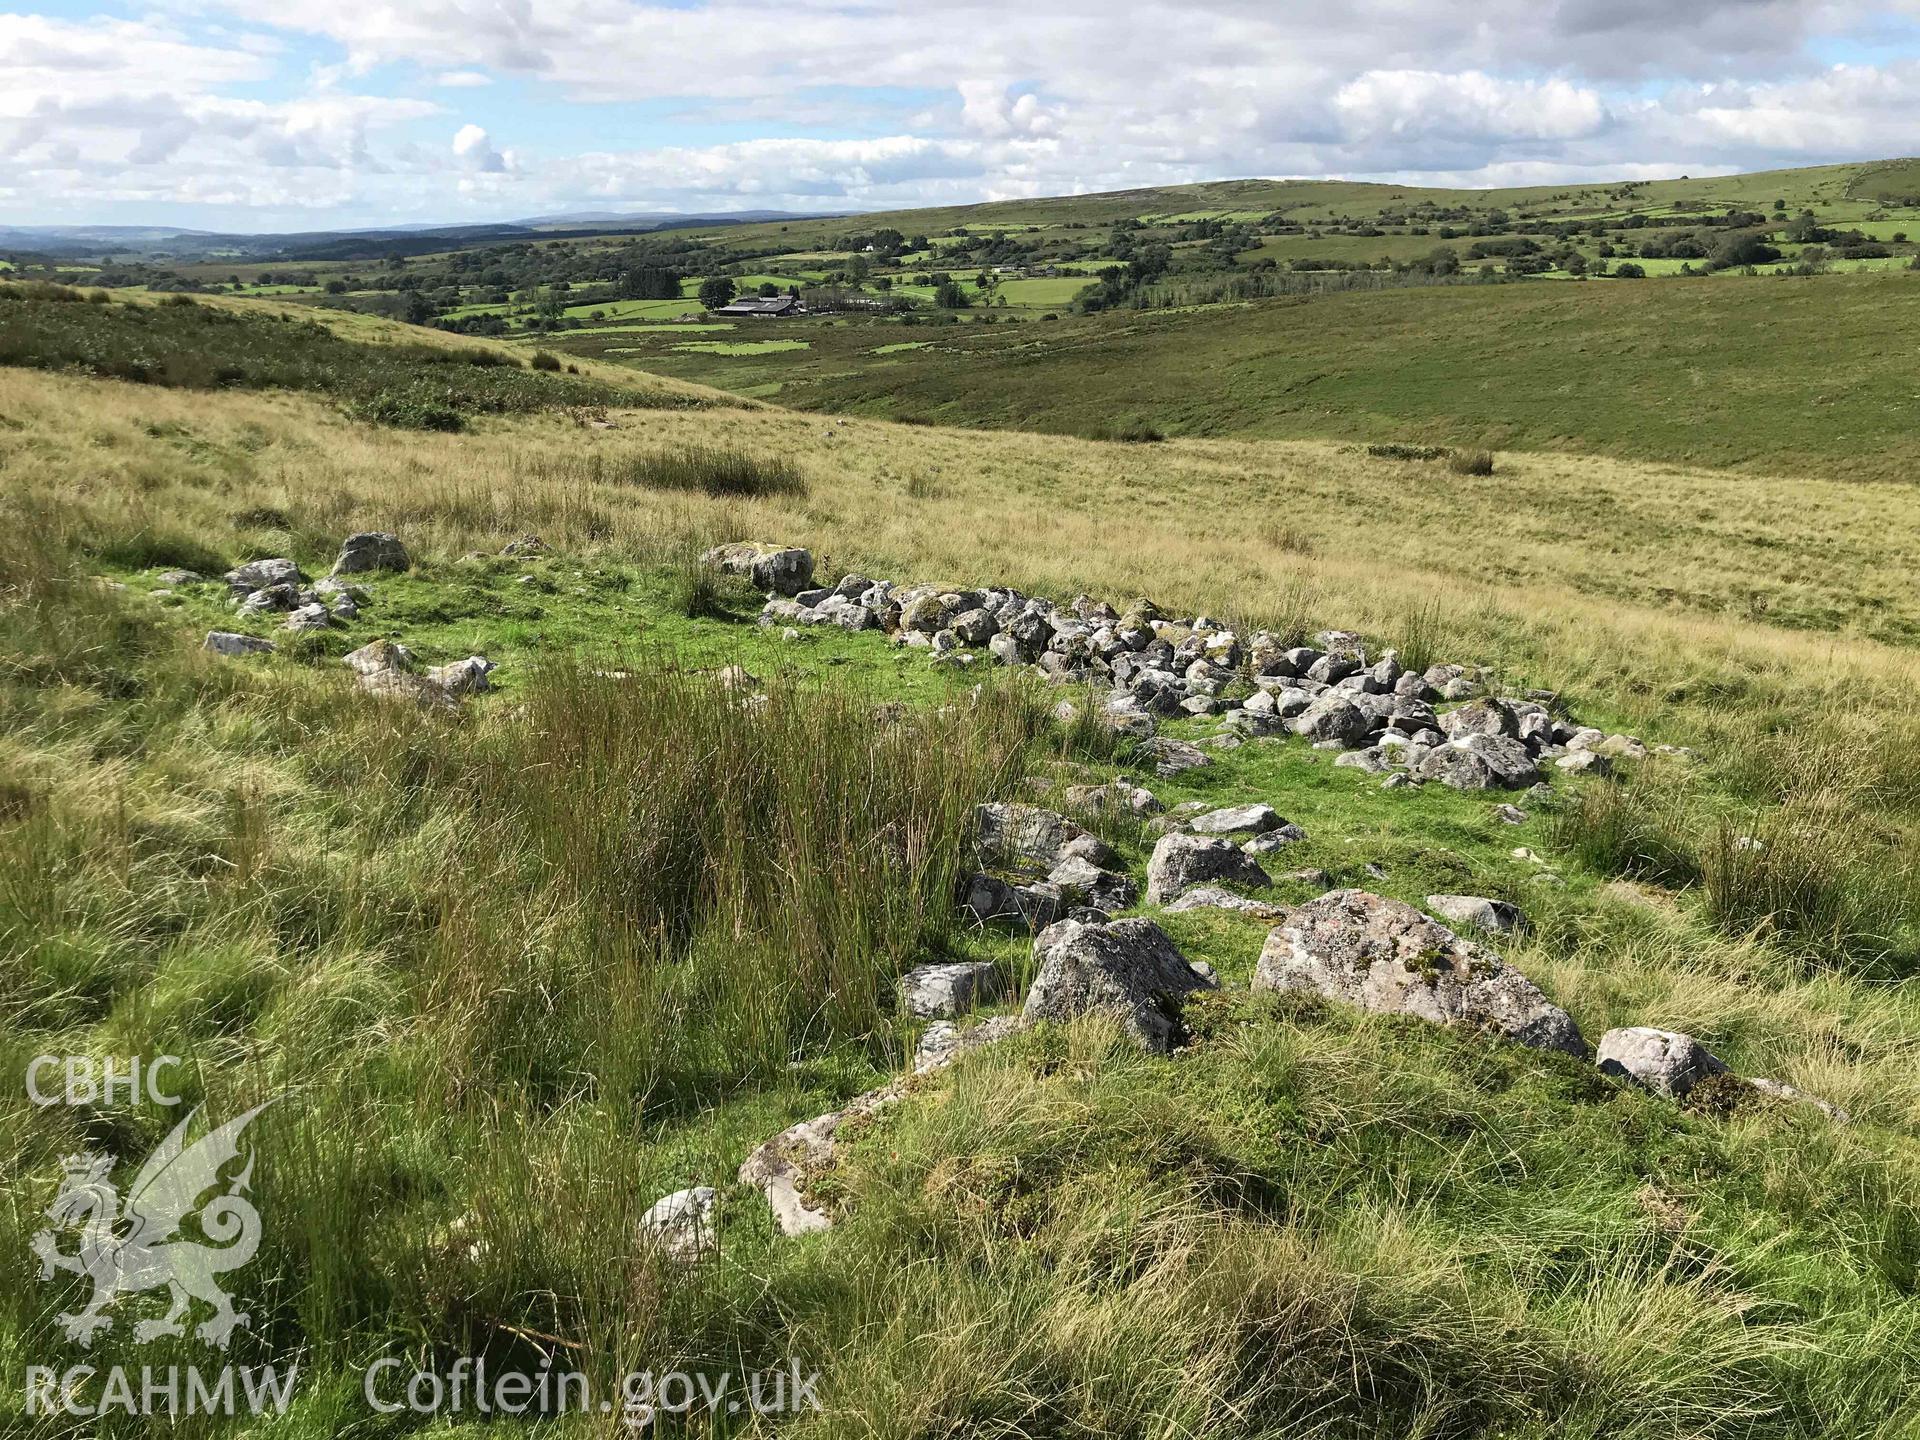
[961,874,1064,932]
[224,557,302,593]
[1189,803,1282,836]
[1290,694,1373,748]
[427,656,495,695]
[1242,824,1308,854]
[343,638,415,675]
[1046,855,1137,911]
[702,542,815,597]
[1254,889,1587,1057]
[1426,894,1530,936]
[1023,917,1218,1052]
[1596,1027,1727,1098]
[899,961,1000,1019]
[1139,737,1211,778]
[636,1186,718,1263]
[1147,832,1270,904]
[975,802,1116,871]
[1164,886,1290,920]
[1063,780,1162,818]
[332,531,410,575]
[203,631,274,658]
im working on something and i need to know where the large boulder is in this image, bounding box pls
[1290,693,1373,747]
[702,542,815,597]
[1146,833,1270,905]
[1023,917,1218,1051]
[1413,734,1539,791]
[974,802,1115,871]
[1595,1027,1727,1098]
[331,531,410,575]
[1442,698,1520,740]
[1253,890,1587,1057]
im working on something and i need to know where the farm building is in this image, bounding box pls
[714,295,802,317]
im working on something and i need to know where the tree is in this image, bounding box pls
[698,276,737,310]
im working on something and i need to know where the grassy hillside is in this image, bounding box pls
[5,302,1920,1435]
[611,269,1920,479]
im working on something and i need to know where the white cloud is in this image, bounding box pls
[1334,72,1609,144]
[5,2,1920,224]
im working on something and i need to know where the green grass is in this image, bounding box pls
[0,285,669,430]
[9,284,1920,1436]
[673,339,811,356]
[670,269,1920,479]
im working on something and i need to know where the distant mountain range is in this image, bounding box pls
[0,210,839,262]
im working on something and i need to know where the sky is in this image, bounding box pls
[3,1,1920,232]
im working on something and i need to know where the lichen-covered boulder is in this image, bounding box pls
[1253,889,1587,1057]
[1290,693,1373,747]
[331,531,410,575]
[1146,833,1270,905]
[1413,734,1540,790]
[702,542,815,597]
[974,802,1116,871]
[1023,917,1217,1051]
[898,960,999,1019]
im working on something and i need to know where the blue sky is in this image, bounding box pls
[4,1,1919,231]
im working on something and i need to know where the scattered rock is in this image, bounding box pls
[636,1186,718,1263]
[1425,894,1530,936]
[343,638,415,676]
[1139,736,1211,777]
[1747,1077,1850,1123]
[1189,802,1282,836]
[427,655,495,694]
[899,961,999,1019]
[203,631,274,658]
[1023,917,1218,1051]
[1242,825,1308,854]
[704,542,815,597]
[961,874,1062,932]
[1146,833,1271,905]
[975,802,1115,871]
[1164,886,1290,920]
[1596,1027,1727,1098]
[1063,780,1162,819]
[224,557,301,594]
[1253,890,1587,1057]
[1493,804,1529,825]
[331,531,410,576]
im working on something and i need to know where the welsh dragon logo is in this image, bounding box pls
[31,1103,271,1349]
